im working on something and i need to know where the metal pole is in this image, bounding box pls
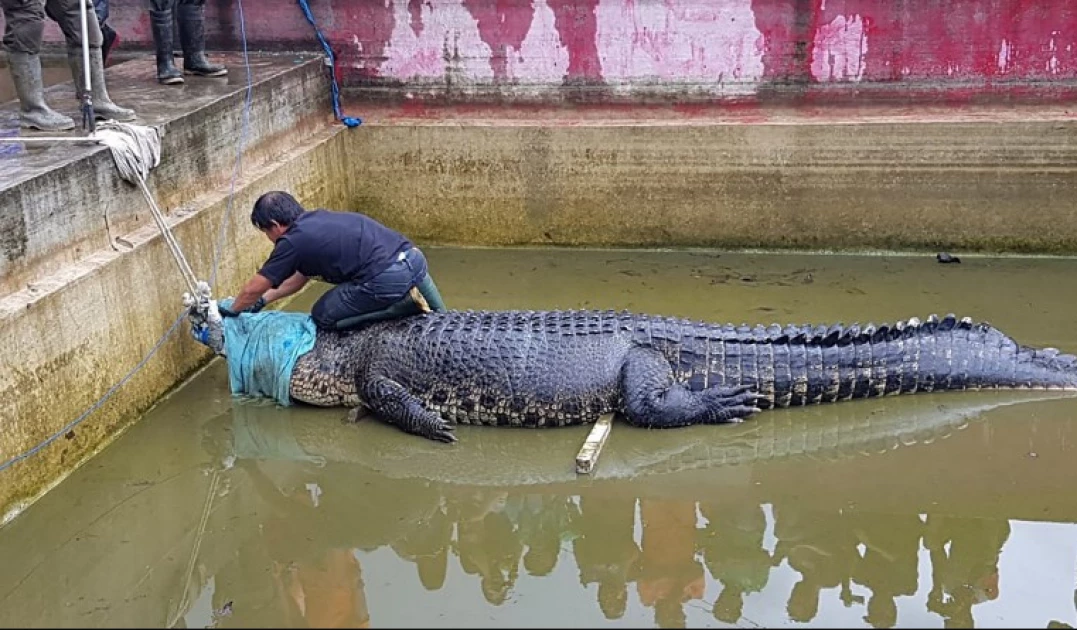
[78,0,95,133]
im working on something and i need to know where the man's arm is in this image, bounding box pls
[229,273,274,313]
[263,272,309,305]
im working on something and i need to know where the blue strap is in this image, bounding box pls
[295,0,362,129]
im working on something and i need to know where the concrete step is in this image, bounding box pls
[0,52,331,298]
[0,52,347,523]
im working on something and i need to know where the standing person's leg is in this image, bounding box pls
[2,0,75,130]
[148,0,182,85]
[48,0,135,120]
[92,0,117,63]
[175,0,226,77]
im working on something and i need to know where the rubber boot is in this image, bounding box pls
[150,9,183,85]
[7,52,75,131]
[101,24,120,66]
[333,292,429,330]
[177,3,227,77]
[67,47,136,122]
[415,275,447,311]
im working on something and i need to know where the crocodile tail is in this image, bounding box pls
[681,314,1077,409]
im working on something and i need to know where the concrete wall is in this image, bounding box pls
[0,56,345,522]
[0,57,330,298]
[345,106,1077,253]
[29,0,1077,102]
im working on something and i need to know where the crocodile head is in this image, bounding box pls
[184,292,227,356]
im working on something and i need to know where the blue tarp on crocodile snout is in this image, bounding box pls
[220,307,317,407]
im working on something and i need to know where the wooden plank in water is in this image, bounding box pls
[575,415,613,475]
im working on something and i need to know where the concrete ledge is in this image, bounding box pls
[345,102,1077,253]
[0,120,350,522]
[0,52,330,297]
[0,52,348,520]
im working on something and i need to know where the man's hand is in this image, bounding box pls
[219,296,266,318]
[229,273,274,314]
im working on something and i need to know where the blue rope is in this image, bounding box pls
[295,0,362,128]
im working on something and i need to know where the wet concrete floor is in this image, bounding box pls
[2,247,1077,628]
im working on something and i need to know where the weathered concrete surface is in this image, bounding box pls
[0,54,348,522]
[345,101,1077,253]
[0,52,329,297]
[30,0,1077,103]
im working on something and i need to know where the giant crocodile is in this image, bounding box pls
[195,306,1077,443]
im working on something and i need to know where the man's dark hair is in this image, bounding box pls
[251,191,305,229]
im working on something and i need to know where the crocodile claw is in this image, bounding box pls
[428,419,457,443]
[702,385,763,423]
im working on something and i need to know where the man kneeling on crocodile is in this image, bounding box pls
[190,192,1077,444]
[221,190,446,328]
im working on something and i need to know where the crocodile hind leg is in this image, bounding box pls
[360,376,457,443]
[620,347,763,428]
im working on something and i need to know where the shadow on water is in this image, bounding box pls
[3,248,1077,627]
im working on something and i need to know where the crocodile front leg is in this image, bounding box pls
[620,346,763,428]
[360,375,457,443]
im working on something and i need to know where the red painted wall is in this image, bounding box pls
[21,0,1077,102]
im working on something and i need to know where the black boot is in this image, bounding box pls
[101,24,119,66]
[67,47,136,121]
[150,9,184,85]
[8,52,75,131]
[177,3,227,77]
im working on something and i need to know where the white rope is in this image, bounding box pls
[94,121,201,296]
[166,468,220,629]
[94,120,162,182]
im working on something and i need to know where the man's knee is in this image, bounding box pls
[2,2,46,54]
[310,286,343,330]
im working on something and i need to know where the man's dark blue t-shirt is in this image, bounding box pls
[257,210,412,288]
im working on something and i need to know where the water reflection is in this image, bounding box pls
[7,248,1077,628]
[165,402,1077,629]
[924,515,1009,629]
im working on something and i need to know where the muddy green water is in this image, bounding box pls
[3,248,1077,628]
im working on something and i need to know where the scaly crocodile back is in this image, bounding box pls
[290,310,1077,423]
